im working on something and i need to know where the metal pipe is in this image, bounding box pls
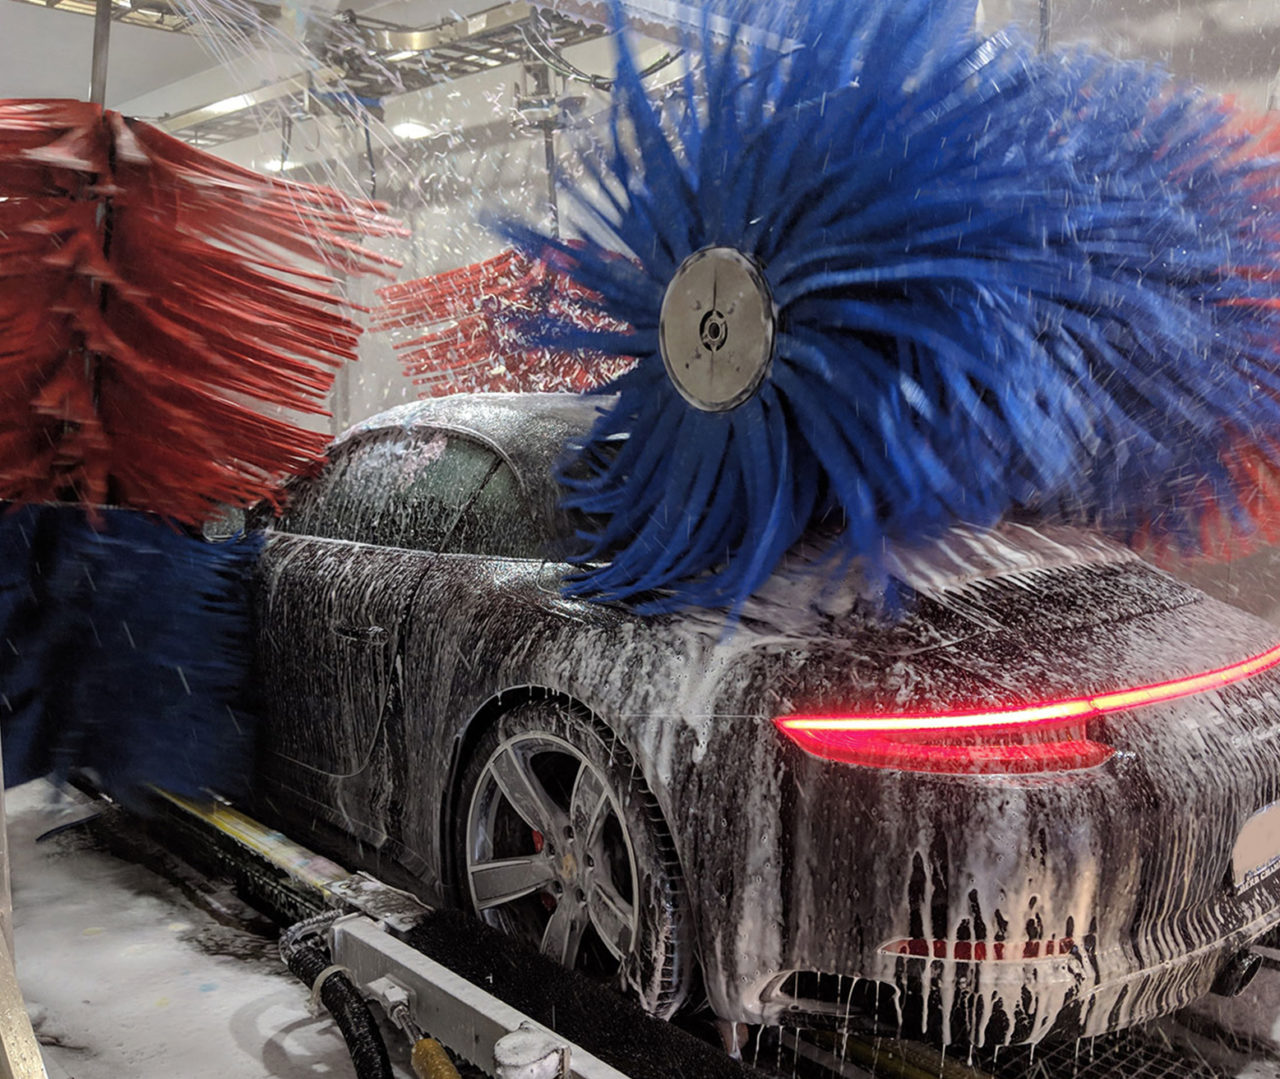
[543,124,558,239]
[90,0,112,105]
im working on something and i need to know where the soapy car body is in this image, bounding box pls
[247,392,1280,1045]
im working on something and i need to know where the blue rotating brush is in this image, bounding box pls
[506,0,1280,614]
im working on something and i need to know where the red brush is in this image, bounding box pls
[1180,112,1280,562]
[0,99,406,525]
[372,248,633,398]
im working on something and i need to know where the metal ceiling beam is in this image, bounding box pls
[358,1,533,53]
[149,2,604,147]
[158,68,339,134]
[6,0,277,35]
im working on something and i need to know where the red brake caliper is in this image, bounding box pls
[532,829,557,912]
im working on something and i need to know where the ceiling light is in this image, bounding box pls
[205,93,254,118]
[393,121,433,140]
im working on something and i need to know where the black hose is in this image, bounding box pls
[281,920,393,1079]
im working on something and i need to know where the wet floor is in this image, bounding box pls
[6,780,413,1079]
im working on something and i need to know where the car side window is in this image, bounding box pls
[276,426,545,558]
[450,454,545,558]
[274,440,379,543]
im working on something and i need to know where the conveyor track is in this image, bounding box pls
[91,791,1277,1079]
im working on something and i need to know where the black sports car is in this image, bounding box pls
[247,391,1280,1046]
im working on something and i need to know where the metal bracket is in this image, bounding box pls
[328,914,628,1079]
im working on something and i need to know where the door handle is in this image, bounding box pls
[333,623,389,643]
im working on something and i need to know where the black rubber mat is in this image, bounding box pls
[403,908,771,1079]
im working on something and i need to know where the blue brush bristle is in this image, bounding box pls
[0,506,261,808]
[505,0,1280,613]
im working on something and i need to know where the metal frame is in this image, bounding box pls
[0,934,46,1079]
[0,750,46,1078]
[154,4,602,147]
[331,915,631,1079]
[156,791,665,1079]
[7,0,605,148]
[5,0,274,38]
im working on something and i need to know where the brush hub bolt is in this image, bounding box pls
[699,310,729,351]
[659,246,776,412]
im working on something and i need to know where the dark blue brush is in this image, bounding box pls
[505,0,1280,614]
[0,506,261,808]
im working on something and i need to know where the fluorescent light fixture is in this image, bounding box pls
[261,159,298,173]
[392,121,433,140]
[205,93,254,118]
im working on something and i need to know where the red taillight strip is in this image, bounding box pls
[776,640,1280,738]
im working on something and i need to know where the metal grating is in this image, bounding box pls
[777,1018,1266,1079]
[977,1025,1235,1079]
[158,2,605,147]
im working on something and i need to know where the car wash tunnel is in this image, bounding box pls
[5,1,1280,1077]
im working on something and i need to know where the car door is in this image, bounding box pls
[254,425,512,846]
[356,433,548,890]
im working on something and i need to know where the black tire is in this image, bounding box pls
[454,699,692,1018]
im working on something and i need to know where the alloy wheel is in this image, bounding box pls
[465,731,641,976]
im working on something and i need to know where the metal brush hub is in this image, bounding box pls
[659,247,775,412]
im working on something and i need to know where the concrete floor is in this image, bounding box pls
[6,780,412,1079]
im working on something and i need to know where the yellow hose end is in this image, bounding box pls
[411,1037,461,1079]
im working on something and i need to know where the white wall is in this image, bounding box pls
[985,0,1280,110]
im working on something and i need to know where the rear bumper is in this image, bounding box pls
[690,686,1280,1042]
[660,574,1280,1044]
[705,839,1280,1046]
[881,870,1280,1043]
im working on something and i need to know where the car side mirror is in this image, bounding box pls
[201,504,247,543]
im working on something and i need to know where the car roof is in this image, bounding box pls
[337,392,609,496]
[332,392,1140,601]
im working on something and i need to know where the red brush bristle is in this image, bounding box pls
[371,248,634,398]
[1139,111,1280,566]
[0,99,407,524]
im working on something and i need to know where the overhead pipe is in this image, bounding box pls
[90,0,111,105]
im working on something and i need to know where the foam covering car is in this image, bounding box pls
[246,392,1280,1047]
